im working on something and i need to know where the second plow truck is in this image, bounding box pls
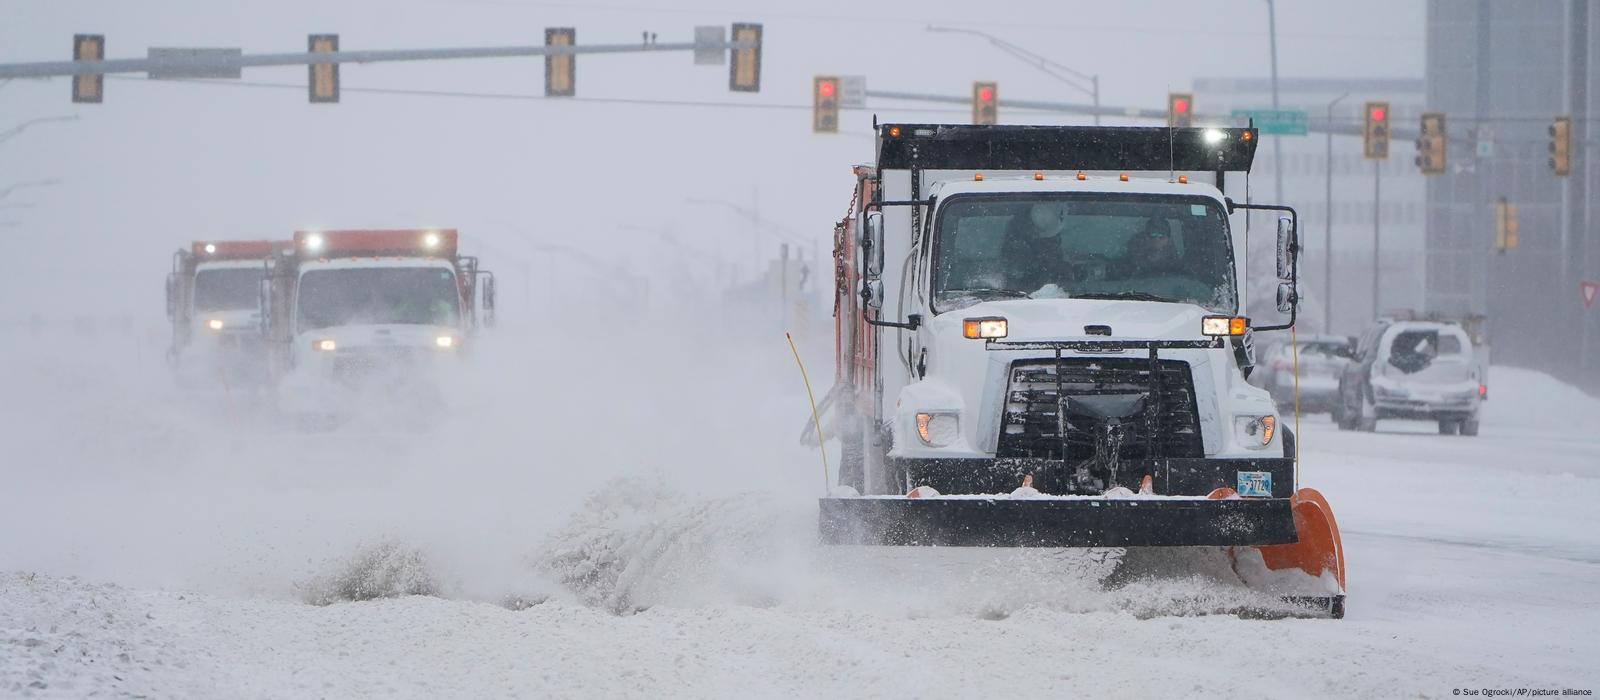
[167,239,287,387]
[819,123,1345,617]
[262,229,495,418]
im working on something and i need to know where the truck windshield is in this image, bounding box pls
[297,267,459,331]
[194,267,262,312]
[932,193,1237,314]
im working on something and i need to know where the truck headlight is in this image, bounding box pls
[1235,415,1275,449]
[435,335,457,349]
[1202,315,1248,336]
[205,319,224,331]
[312,339,336,352]
[962,317,1007,339]
[916,412,959,447]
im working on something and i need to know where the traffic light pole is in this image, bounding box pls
[1371,159,1382,321]
[1325,92,1350,334]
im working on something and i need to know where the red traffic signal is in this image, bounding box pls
[972,81,998,125]
[1167,92,1194,128]
[813,75,840,133]
[1363,101,1391,160]
[1369,106,1386,122]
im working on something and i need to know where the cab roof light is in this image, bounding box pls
[1075,171,1086,181]
[974,172,984,181]
[1033,171,1044,181]
[1178,175,1189,184]
[1119,173,1129,182]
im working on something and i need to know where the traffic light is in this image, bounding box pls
[1167,92,1193,128]
[813,75,839,133]
[728,23,763,92]
[1414,112,1446,175]
[545,27,575,97]
[1363,101,1390,159]
[1494,198,1519,253]
[308,34,339,103]
[972,81,998,125]
[1549,116,1572,176]
[72,34,104,104]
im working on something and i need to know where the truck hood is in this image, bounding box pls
[933,298,1214,341]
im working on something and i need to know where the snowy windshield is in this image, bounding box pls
[296,267,459,331]
[931,193,1237,314]
[194,268,262,313]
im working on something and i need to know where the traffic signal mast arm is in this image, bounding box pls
[0,33,762,79]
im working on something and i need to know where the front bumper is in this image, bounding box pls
[888,456,1295,498]
[1373,397,1478,419]
[818,495,1296,547]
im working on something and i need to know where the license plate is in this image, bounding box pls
[1236,471,1272,498]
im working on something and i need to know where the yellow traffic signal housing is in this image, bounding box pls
[545,27,576,97]
[72,34,105,104]
[729,23,763,92]
[1363,101,1390,159]
[1414,112,1446,175]
[1494,198,1519,253]
[972,81,998,125]
[813,75,840,133]
[308,34,339,103]
[1167,92,1193,128]
[1549,116,1572,176]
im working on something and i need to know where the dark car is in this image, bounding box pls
[1334,320,1485,435]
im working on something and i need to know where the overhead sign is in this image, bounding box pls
[1231,108,1307,136]
[1582,280,1600,309]
[839,75,866,109]
[147,48,243,79]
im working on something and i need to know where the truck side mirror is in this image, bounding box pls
[1276,281,1298,314]
[165,274,177,321]
[1275,216,1295,280]
[863,211,885,278]
[862,278,883,310]
[482,274,497,328]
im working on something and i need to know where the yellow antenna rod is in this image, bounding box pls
[1290,325,1303,486]
[787,331,831,492]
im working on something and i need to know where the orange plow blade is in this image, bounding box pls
[1234,487,1346,617]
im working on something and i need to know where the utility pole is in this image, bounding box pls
[1265,0,1284,204]
[1325,92,1350,334]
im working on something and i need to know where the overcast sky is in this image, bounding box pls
[1,0,1425,320]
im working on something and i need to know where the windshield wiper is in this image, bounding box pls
[1071,292,1178,303]
[941,288,1031,300]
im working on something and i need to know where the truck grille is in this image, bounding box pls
[331,347,429,380]
[997,358,1204,460]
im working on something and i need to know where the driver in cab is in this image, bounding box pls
[998,202,1071,293]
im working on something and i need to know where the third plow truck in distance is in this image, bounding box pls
[816,123,1346,617]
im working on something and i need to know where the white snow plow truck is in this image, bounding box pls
[818,123,1345,617]
[262,229,495,415]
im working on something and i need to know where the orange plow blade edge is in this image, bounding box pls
[1259,487,1347,617]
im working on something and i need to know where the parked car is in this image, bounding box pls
[1252,335,1355,413]
[1334,319,1486,435]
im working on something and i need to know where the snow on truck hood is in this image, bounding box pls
[933,298,1215,342]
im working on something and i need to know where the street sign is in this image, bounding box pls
[1582,281,1600,309]
[1476,127,1494,158]
[147,48,242,79]
[839,75,866,109]
[1231,109,1307,136]
[693,26,724,65]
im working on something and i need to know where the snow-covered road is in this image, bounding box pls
[3,327,1597,697]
